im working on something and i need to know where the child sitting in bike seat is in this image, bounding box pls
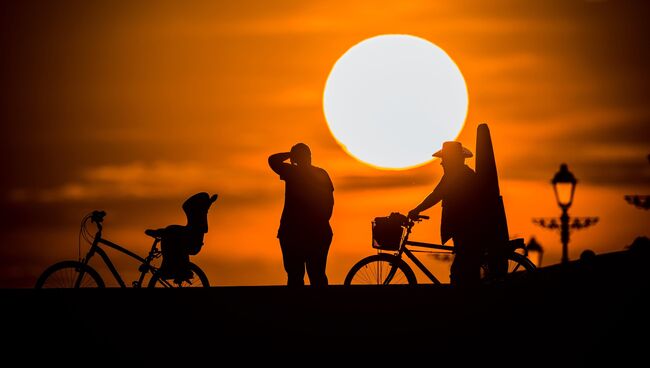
[154,192,218,281]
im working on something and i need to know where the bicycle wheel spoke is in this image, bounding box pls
[63,268,73,286]
[346,256,415,285]
[510,261,521,273]
[356,265,370,284]
[80,274,94,287]
[146,263,208,288]
[390,269,407,284]
[52,270,64,287]
[36,261,103,288]
[374,265,382,283]
[357,265,369,284]
[362,265,374,284]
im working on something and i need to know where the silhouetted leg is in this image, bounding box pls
[280,237,305,286]
[450,238,481,288]
[305,233,332,287]
[451,257,481,288]
[449,255,464,287]
[487,244,509,280]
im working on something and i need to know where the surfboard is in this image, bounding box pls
[475,123,510,246]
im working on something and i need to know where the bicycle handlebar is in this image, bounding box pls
[91,210,106,224]
[407,214,429,222]
[402,213,429,229]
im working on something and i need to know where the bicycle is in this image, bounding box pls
[344,212,535,285]
[35,210,210,288]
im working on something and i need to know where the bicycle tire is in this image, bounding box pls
[505,252,536,273]
[34,260,105,288]
[147,262,210,288]
[481,252,536,281]
[344,253,417,285]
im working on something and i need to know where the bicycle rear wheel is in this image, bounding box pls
[505,252,536,273]
[147,262,210,288]
[481,252,536,280]
[344,253,417,285]
[35,260,105,288]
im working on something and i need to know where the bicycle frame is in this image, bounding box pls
[378,219,531,285]
[32,210,210,289]
[82,227,160,288]
[346,214,535,286]
[383,220,455,285]
[398,241,454,285]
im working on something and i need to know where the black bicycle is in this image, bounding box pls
[35,210,210,288]
[344,213,535,285]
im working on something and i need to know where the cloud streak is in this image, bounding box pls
[338,170,436,191]
[8,161,274,203]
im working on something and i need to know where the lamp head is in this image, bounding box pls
[551,163,577,209]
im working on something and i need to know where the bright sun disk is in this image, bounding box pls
[323,34,469,170]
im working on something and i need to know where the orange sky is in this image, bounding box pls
[1,0,648,287]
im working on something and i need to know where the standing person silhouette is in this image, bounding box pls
[408,141,484,288]
[269,143,334,287]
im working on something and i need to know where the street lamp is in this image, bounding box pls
[533,164,598,264]
[552,163,576,264]
[552,163,577,210]
[526,237,544,268]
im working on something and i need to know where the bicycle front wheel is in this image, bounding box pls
[35,260,105,288]
[344,254,417,285]
[147,262,210,288]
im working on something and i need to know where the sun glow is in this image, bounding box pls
[323,34,469,169]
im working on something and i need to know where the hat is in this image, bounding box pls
[432,141,473,159]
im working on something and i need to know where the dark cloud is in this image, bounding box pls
[566,117,650,146]
[503,146,650,186]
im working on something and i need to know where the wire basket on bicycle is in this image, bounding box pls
[371,212,409,251]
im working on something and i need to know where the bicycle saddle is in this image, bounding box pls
[145,228,165,238]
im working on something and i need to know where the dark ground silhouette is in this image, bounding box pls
[6,245,649,365]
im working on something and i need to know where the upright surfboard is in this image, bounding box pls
[475,123,509,273]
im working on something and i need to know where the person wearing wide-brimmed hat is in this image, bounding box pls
[408,141,483,287]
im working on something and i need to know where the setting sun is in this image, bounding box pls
[323,34,469,170]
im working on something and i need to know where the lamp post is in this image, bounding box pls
[533,164,599,264]
[553,163,576,264]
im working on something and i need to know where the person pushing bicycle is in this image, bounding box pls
[408,141,486,288]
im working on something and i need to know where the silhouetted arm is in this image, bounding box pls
[409,177,445,218]
[325,171,334,220]
[268,152,292,176]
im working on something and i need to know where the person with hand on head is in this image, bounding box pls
[268,143,334,287]
[408,141,483,288]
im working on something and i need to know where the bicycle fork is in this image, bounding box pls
[75,245,97,288]
[383,262,400,285]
